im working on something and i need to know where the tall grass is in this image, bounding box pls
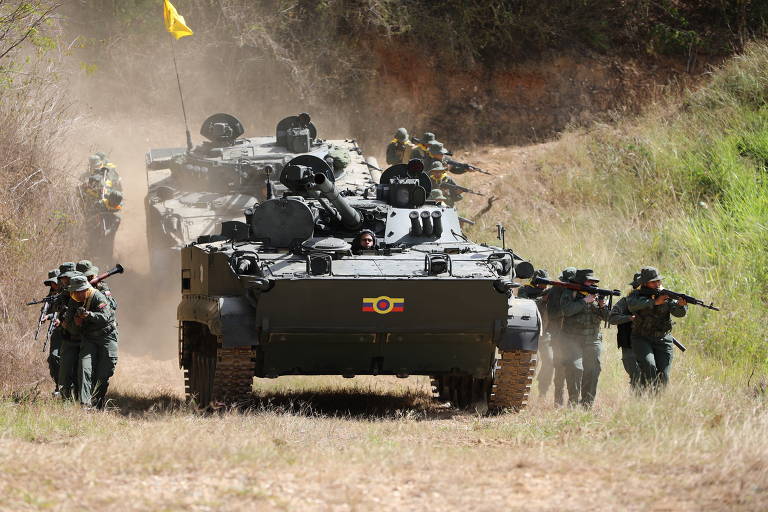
[475,42,768,377]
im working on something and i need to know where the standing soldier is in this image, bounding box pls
[546,266,576,406]
[518,269,555,398]
[559,268,609,407]
[626,267,686,389]
[42,269,61,393]
[66,275,119,409]
[56,266,82,400]
[608,273,642,390]
[385,128,416,165]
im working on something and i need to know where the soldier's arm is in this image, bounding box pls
[670,301,688,318]
[83,292,115,327]
[626,292,653,313]
[560,290,587,317]
[608,298,632,325]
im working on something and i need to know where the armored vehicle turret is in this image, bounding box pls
[177,156,541,412]
[145,113,358,272]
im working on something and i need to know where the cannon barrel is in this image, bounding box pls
[313,173,362,230]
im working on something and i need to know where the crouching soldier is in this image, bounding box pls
[67,275,119,409]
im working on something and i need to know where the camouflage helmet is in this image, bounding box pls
[76,260,94,274]
[573,268,600,284]
[422,132,436,143]
[107,190,123,208]
[84,266,99,279]
[533,269,549,280]
[43,269,60,286]
[428,161,445,173]
[629,272,642,288]
[58,262,76,275]
[394,128,408,142]
[428,188,447,202]
[68,275,91,292]
[428,142,448,156]
[639,266,663,284]
[559,266,577,282]
[60,270,84,280]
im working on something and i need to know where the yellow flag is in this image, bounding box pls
[163,0,193,39]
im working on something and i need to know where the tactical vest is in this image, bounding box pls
[630,291,673,338]
[561,292,603,338]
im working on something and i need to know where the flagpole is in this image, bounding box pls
[170,40,193,151]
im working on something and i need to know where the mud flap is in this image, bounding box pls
[497,298,541,352]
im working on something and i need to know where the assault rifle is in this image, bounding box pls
[440,182,484,197]
[531,276,621,327]
[638,288,719,311]
[445,158,493,176]
[26,295,55,341]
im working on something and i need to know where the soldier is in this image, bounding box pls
[42,269,61,392]
[545,266,576,406]
[428,188,447,204]
[351,229,377,254]
[626,267,687,389]
[411,132,436,160]
[517,269,556,398]
[559,268,609,407]
[385,128,416,166]
[66,275,118,409]
[608,273,642,390]
[426,161,463,206]
[56,268,83,400]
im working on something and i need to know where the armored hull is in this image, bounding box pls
[176,153,540,412]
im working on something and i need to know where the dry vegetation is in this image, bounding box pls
[0,352,766,511]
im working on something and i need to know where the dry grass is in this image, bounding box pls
[0,352,766,511]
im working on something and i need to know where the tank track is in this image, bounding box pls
[183,334,255,407]
[489,349,537,411]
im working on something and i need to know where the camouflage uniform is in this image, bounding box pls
[66,275,119,408]
[43,270,62,387]
[518,269,554,397]
[546,267,576,406]
[626,267,686,388]
[607,273,642,389]
[385,128,415,166]
[83,266,118,311]
[559,269,609,407]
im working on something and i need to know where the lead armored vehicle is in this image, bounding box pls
[145,113,355,272]
[177,156,541,412]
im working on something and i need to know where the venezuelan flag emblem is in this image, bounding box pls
[362,296,405,314]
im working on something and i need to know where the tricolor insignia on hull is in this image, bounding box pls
[361,296,405,314]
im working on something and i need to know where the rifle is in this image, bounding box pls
[43,311,59,352]
[638,288,719,311]
[458,217,475,225]
[440,182,484,197]
[445,158,493,176]
[90,263,124,286]
[671,336,686,352]
[27,296,55,341]
[532,277,620,327]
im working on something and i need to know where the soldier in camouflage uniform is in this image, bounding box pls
[608,273,642,389]
[559,268,609,407]
[518,269,556,398]
[626,266,687,389]
[385,128,416,166]
[411,132,436,160]
[42,269,62,392]
[66,275,119,409]
[56,265,82,400]
[427,160,463,206]
[546,267,576,406]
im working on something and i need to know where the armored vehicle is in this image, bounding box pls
[145,113,356,272]
[177,156,541,412]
